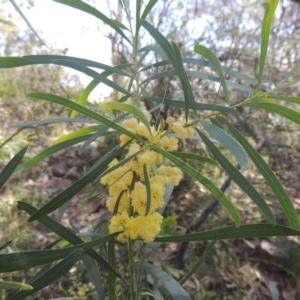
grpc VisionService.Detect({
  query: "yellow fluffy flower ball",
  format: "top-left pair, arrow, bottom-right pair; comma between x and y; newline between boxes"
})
109,211 -> 163,243
101,112 -> 193,243
166,116 -> 195,138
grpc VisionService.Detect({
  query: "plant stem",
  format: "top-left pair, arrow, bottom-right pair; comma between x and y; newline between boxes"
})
128,239 -> 137,300
132,0 -> 142,106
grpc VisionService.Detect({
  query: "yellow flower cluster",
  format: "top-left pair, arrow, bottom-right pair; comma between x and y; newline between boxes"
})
166,117 -> 195,139
101,114 -> 193,243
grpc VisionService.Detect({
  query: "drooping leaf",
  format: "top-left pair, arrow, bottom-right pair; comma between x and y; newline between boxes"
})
142,69 -> 253,93
142,20 -> 196,120
20,135 -> 92,170
172,42 -> 196,119
151,145 -> 241,226
9,0 -> 45,45
70,63 -> 133,117
194,45 -> 230,104
140,262 -> 192,300
155,224 -> 300,243
108,240 -> 117,300
0,280 -> 32,291
241,100 -> 300,126
197,129 -> 275,225
53,0 -> 130,43
0,55 -> 129,75
18,201 -> 122,279
142,57 -> 258,86
71,78 -> 100,118
0,241 -> 12,251
141,20 -> 175,64
0,234 -> 116,273
171,151 -> 218,166
27,145 -> 124,221
224,121 -> 300,229
0,147 -> 27,190
270,95 -> 300,105
201,121 -> 248,171
257,0 -> 279,89
180,242 -> 215,285
101,101 -> 152,134
78,125 -> 117,154
48,59 -> 131,95
53,125 -> 102,144
143,95 -> 237,114
0,56 -> 130,95
9,250 -> 83,300
12,117 -> 98,128
82,254 -> 105,299
28,144 -> 139,221
28,93 -> 144,143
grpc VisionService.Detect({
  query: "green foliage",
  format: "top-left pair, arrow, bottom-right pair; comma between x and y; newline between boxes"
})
1,0 -> 300,299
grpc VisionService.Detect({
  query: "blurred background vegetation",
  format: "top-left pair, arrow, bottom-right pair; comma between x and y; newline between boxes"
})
1,0 -> 300,298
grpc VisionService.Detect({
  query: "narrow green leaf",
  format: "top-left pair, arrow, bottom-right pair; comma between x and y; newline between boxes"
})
257,0 -> 279,89
113,191 -> 125,215
0,147 -> 27,189
141,21 -> 197,120
0,280 -> 32,291
139,44 -> 170,60
10,250 -> 82,300
0,56 -> 130,95
27,145 -> 124,222
143,95 -> 237,115
197,129 -> 275,224
28,93 -> 144,143
141,0 -> 158,20
70,63 -> 133,117
171,151 -> 218,166
267,94 -> 300,105
187,70 -> 253,93
141,20 -> 175,65
180,242 -> 215,285
241,100 -> 300,126
101,101 -> 152,134
143,57 -> 258,85
52,59 -> 131,95
0,241 -> 12,251
20,135 -> 92,170
140,262 -> 191,300
224,121 -> 300,229
71,78 -> 100,118
143,165 -> 151,215
155,224 -> 300,243
142,69 -> 253,93
9,0 -> 45,45
18,201 -> 123,279
108,240 -> 117,300
53,0 -> 130,43
172,42 -> 196,119
151,145 -> 241,226
12,117 -> 98,128
82,255 -> 105,299
0,234 -> 115,273
202,121 -> 248,171
77,113 -> 129,154
0,55 -> 129,75
78,125 -> 116,154
194,45 -> 230,104
53,125 -> 101,144
135,0 -> 142,31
